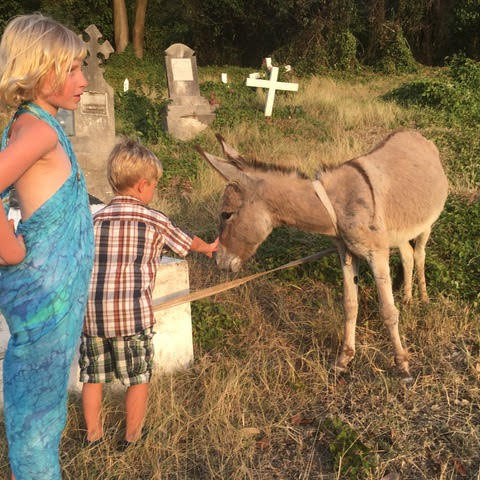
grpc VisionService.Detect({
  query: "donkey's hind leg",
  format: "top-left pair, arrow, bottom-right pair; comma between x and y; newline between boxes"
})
369,250 -> 411,379
335,242 -> 359,372
414,228 -> 431,303
399,241 -> 414,303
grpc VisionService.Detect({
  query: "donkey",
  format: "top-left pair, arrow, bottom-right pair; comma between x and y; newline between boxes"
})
195,130 -> 448,379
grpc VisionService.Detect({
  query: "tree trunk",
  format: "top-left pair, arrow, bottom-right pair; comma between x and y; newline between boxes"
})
113,0 -> 129,53
133,0 -> 148,59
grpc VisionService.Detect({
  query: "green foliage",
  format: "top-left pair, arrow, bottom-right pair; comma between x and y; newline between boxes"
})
375,24 -> 418,74
452,0 -> 480,60
192,300 -> 237,351
323,417 -> 375,479
154,140 -> 201,192
0,0 -> 112,35
199,81 -> 262,129
40,0 -> 113,40
274,30 -> 360,75
142,1 -> 192,55
107,47 -> 170,145
114,90 -> 169,144
2,0 -> 480,71
273,31 -> 329,77
254,227 -> 342,287
429,127 -> 480,189
427,194 -> 480,309
384,55 -> 480,127
333,30 -> 359,71
0,1 -> 25,31
104,47 -> 167,95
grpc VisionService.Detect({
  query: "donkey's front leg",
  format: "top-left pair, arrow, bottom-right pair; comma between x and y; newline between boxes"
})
369,251 -> 411,379
335,243 -> 359,371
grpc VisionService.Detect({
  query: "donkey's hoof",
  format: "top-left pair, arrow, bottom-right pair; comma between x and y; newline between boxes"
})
400,373 -> 414,384
402,295 -> 412,304
331,361 -> 349,374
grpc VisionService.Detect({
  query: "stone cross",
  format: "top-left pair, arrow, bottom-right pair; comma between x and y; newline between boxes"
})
67,24 -> 116,202
82,25 -> 114,90
246,66 -> 298,117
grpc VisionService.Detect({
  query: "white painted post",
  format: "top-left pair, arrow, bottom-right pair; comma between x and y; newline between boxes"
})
245,66 -> 299,117
123,78 -> 129,92
221,73 -> 228,84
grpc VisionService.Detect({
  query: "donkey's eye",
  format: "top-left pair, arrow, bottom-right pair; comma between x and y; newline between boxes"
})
221,211 -> 233,220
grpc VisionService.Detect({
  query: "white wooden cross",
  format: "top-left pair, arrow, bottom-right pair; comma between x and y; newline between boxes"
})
246,66 -> 298,117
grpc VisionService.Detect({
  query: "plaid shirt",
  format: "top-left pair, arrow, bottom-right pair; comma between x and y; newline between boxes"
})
84,196 -> 193,337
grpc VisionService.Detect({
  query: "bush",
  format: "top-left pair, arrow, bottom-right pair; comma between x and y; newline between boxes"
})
375,23 -> 418,74
114,90 -> 169,144
427,194 -> 480,309
332,30 -> 359,71
384,55 -> 480,127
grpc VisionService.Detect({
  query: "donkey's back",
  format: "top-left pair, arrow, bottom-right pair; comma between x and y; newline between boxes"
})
336,130 -> 448,246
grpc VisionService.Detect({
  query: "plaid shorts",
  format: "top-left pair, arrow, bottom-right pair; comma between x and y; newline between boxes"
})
79,327 -> 155,386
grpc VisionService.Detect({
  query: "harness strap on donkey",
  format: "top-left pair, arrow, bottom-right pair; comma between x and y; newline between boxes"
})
312,179 -> 352,266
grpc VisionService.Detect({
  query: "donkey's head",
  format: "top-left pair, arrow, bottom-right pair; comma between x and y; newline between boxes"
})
195,135 -> 274,271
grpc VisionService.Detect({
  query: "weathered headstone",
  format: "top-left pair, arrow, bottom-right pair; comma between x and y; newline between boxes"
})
64,24 -> 117,202
246,66 -> 299,117
164,43 -> 215,141
0,257 -> 193,404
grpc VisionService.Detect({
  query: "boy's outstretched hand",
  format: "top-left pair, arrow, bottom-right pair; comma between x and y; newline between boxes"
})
190,235 -> 219,258
204,237 -> 219,258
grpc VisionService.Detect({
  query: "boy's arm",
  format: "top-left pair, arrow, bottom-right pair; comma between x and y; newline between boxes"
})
190,236 -> 219,258
0,216 -> 25,265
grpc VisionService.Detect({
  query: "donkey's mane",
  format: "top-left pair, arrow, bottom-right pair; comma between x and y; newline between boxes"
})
244,156 -> 310,180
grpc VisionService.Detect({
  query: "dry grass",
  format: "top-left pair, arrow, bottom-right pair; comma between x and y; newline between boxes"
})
1,75 -> 479,479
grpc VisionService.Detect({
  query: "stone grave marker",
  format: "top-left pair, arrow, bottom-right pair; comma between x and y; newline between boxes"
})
246,65 -> 299,117
164,43 -> 215,141
62,24 -> 117,202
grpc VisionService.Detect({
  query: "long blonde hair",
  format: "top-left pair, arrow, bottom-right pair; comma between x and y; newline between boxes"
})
0,13 -> 86,107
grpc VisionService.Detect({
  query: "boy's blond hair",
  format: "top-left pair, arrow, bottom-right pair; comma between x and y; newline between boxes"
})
108,139 -> 163,193
0,13 -> 86,107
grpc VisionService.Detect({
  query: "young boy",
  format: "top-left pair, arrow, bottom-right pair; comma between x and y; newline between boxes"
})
80,139 -> 218,450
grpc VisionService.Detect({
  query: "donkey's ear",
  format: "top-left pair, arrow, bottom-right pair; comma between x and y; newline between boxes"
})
215,133 -> 248,167
195,145 -> 253,185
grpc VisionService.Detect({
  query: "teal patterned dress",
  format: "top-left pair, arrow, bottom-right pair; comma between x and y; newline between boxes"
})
0,102 -> 94,479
